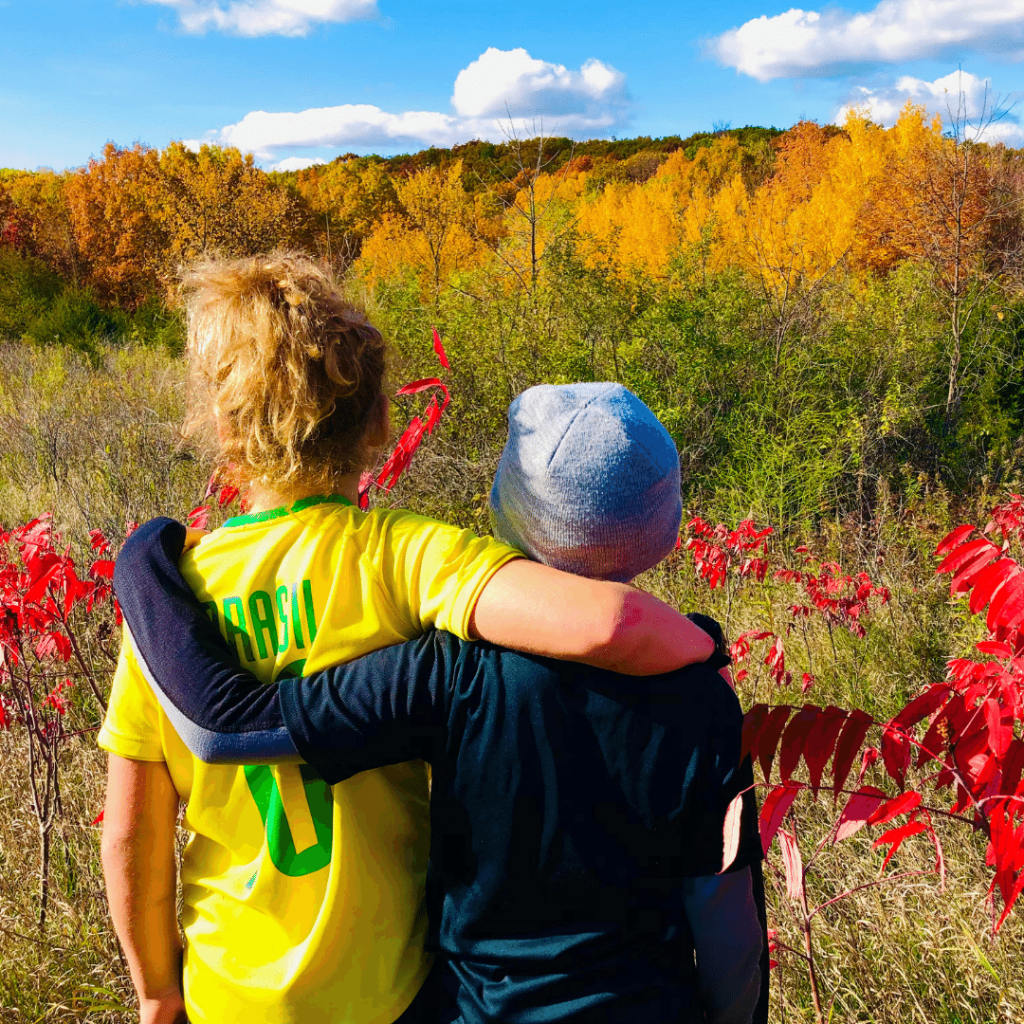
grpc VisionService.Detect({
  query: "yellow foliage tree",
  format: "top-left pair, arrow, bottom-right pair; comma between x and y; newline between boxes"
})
158,142 -> 308,267
576,176 -> 681,281
357,161 -> 486,298
491,165 -> 586,291
711,122 -> 860,373
297,159 -> 401,263
576,137 -> 759,283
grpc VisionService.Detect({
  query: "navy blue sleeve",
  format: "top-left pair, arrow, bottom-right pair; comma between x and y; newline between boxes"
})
682,862 -> 769,1024
114,517 -> 452,773
279,630 -> 460,785
114,518 -> 298,764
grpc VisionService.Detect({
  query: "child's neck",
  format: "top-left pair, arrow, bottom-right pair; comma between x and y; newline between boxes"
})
247,474 -> 362,514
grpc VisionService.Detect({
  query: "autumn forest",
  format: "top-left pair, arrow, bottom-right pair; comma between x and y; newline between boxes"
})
3,106 -> 1024,1022
3,107 -> 1024,528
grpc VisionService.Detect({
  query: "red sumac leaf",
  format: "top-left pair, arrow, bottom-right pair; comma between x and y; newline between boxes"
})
764,636 -> 787,685
90,559 -> 115,581
23,559 -> 60,605
934,524 -> 975,556
918,700 -> 956,768
984,698 -> 1013,758
989,801 -> 1024,929
832,709 -> 875,802
976,640 -> 1013,658
758,705 -> 794,781
835,786 -> 887,842
873,819 -> 927,871
35,631 -> 72,662
996,873 -> 1024,932
988,575 -> 1024,634
804,706 -> 848,795
759,781 -> 802,855
779,705 -> 822,782
867,790 -> 922,827
778,828 -> 804,901
432,327 -> 450,369
950,544 -> 1005,595
187,506 -> 210,530
741,704 -> 770,764
424,395 -> 442,433
968,559 -> 1017,615
719,793 -> 745,874
1002,739 -> 1024,797
395,377 -> 444,396
936,537 -> 999,579
892,683 -> 951,732
998,586 -> 1024,636
881,724 -> 911,790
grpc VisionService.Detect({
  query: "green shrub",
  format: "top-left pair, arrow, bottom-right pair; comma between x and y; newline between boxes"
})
128,295 -> 185,352
22,286 -> 129,358
0,248 -> 62,340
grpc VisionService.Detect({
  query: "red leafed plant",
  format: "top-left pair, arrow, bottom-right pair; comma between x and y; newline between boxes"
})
685,520 -> 890,694
358,327 -> 451,510
0,515 -> 119,929
690,507 -> 1024,1023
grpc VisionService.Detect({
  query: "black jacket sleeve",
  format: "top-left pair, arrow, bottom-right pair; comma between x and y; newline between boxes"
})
280,630 -> 459,784
682,862 -> 769,1024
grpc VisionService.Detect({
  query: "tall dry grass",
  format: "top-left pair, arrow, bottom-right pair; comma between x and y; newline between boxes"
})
0,340 -> 1021,1022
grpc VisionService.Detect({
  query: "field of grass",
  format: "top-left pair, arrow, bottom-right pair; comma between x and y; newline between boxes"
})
0,337 -> 1022,1023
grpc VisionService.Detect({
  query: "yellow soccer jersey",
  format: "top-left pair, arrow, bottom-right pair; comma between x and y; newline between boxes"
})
98,495 -> 521,1024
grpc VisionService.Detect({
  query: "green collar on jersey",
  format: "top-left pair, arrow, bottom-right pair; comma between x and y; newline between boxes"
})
223,493 -> 354,528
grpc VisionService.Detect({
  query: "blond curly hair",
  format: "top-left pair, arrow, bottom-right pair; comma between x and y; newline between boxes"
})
182,254 -> 386,496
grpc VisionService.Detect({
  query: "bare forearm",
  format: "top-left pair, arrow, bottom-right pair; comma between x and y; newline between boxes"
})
103,840 -> 182,1000
101,756 -> 186,1021
470,560 -> 714,674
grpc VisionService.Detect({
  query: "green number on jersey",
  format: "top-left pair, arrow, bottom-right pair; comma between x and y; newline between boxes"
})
244,762 -> 333,877
243,656 -> 332,878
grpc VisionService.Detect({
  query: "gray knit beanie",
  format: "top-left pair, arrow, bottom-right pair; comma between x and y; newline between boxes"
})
489,382 -> 682,583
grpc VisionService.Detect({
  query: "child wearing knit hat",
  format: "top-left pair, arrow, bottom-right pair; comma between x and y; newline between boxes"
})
112,383 -> 766,1024
491,382 -> 684,584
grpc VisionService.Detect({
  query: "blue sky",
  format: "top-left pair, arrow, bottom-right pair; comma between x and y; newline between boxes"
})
2,0 -> 1023,171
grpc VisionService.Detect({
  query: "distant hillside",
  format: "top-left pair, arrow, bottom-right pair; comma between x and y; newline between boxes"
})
276,126 -> 786,190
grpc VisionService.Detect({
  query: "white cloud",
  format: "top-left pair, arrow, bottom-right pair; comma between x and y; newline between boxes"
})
141,0 -> 377,37
835,70 -> 1023,143
714,0 -> 1024,81
197,48 -> 630,160
271,156 -> 327,171
451,47 -> 627,120
218,105 -> 465,156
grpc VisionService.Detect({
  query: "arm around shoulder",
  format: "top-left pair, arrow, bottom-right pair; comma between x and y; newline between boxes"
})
469,559 -> 715,675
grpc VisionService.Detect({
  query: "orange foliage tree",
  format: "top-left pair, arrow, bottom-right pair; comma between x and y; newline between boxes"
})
63,142 -> 312,308
855,103 -> 1013,419
64,143 -> 169,306
4,169 -> 83,284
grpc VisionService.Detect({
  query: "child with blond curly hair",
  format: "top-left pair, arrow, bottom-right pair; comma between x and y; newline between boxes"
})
98,254 -> 716,1024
